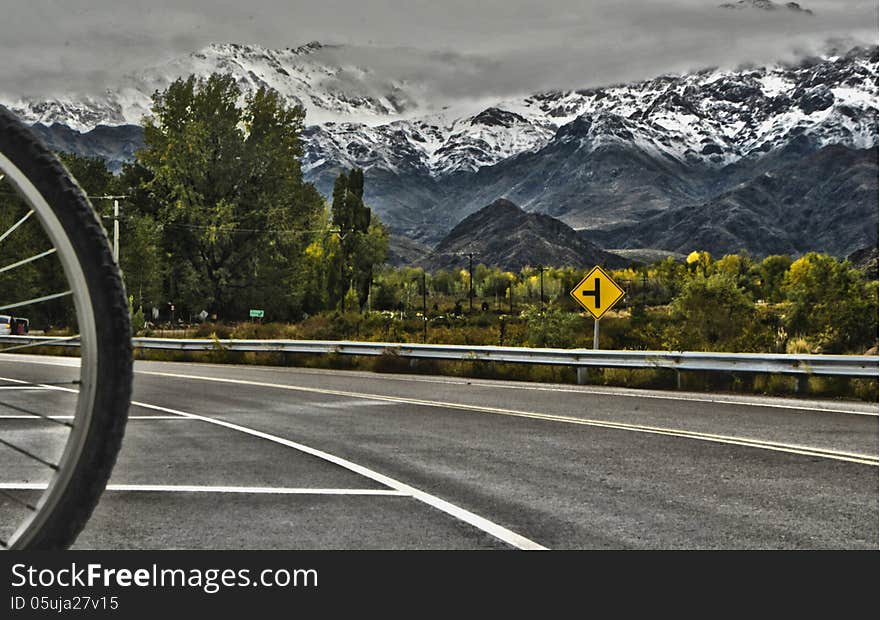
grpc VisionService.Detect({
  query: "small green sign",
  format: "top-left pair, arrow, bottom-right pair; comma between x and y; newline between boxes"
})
249,309 -> 264,318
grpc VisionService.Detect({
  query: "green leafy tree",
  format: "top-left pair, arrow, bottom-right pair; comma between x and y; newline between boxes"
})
781,253 -> 878,353
755,254 -> 793,303
330,168 -> 384,310
58,153 -> 115,196
137,73 -> 323,319
58,153 -> 169,319
664,272 -> 756,351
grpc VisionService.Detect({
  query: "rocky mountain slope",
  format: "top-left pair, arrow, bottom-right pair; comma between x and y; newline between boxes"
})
847,246 -> 879,278
28,123 -> 143,173
590,143 -> 878,257
302,45 -> 878,257
353,47 -> 878,242
421,199 -> 628,272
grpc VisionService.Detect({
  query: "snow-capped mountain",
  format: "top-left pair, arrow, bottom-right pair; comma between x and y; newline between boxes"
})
7,40 -> 876,179
304,46 -> 878,180
1,41 -> 468,132
4,40 -> 877,258
719,0 -> 814,15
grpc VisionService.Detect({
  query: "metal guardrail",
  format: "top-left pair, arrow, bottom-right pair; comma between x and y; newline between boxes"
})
1,336 -> 877,378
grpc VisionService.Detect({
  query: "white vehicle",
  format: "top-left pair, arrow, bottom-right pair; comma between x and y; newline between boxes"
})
0,315 -> 29,335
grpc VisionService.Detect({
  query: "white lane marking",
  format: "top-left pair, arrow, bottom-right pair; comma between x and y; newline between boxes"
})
144,362 -> 878,416
2,371 -> 546,549
0,354 -> 80,367
0,415 -> 195,420
128,399 -> 547,551
0,386 -> 51,391
0,483 -> 406,496
138,370 -> 879,467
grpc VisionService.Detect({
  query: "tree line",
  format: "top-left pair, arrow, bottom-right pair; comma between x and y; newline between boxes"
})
366,251 -> 877,355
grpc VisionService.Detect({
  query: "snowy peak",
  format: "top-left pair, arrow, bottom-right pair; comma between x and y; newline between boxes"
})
303,46 -> 877,178
4,41 -> 876,184
719,0 -> 814,15
2,40 -> 444,132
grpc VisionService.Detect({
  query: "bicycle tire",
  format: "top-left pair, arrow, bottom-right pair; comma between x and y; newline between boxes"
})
0,106 -> 131,550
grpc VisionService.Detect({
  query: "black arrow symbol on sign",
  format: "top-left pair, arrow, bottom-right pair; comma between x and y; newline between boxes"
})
581,278 -> 601,309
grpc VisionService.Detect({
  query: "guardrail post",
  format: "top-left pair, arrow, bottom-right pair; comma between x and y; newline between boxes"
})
794,375 -> 809,394
577,367 -> 588,385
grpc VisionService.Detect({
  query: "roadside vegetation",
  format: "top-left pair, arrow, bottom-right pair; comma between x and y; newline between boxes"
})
124,249 -> 877,401
4,72 -> 875,399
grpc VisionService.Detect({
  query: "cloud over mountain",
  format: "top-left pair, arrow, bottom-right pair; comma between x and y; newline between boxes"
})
0,1 -> 875,104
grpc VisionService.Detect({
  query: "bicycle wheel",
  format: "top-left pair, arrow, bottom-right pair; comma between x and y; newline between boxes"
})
0,106 -> 131,550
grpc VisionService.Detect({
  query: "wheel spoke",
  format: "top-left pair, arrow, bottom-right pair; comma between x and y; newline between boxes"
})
0,437 -> 58,471
0,488 -> 36,512
0,381 -> 80,388
0,290 -> 72,312
0,248 -> 57,275
0,210 -> 34,245
0,399 -> 74,428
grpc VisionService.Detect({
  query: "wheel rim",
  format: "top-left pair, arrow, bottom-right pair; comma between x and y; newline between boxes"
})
0,150 -> 100,549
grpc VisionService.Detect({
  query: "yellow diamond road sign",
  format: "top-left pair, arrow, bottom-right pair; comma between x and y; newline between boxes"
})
570,266 -> 625,320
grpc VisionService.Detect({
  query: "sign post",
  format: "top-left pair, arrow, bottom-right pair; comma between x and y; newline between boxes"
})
570,266 -> 625,383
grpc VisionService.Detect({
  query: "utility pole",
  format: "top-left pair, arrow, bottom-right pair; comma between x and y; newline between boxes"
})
422,271 -> 428,344
89,195 -> 128,263
539,266 -> 545,309
113,199 -> 120,262
467,252 -> 475,313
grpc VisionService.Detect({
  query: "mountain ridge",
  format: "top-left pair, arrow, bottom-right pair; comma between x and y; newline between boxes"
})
421,199 -> 629,271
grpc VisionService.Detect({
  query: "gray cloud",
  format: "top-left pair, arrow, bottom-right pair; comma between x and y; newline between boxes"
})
0,0 -> 876,99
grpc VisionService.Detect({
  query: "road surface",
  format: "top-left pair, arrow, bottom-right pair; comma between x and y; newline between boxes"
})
1,356 -> 876,549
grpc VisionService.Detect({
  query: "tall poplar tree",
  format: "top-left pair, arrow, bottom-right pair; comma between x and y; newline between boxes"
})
138,73 -> 324,319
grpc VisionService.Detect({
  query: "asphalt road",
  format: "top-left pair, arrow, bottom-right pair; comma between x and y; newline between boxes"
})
1,355 -> 877,549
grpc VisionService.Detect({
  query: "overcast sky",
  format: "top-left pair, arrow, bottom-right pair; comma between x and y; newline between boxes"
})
1,0 -> 877,98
